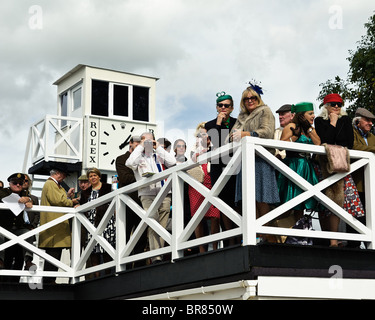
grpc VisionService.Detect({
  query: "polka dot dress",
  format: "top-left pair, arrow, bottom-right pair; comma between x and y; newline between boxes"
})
188,163 -> 220,218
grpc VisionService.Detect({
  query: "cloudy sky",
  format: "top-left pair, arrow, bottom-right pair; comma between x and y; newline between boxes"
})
0,0 -> 374,183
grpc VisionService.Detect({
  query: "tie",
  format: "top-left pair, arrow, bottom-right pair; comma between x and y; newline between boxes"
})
154,154 -> 166,186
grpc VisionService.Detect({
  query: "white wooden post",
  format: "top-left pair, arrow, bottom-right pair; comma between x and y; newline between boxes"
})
70,213 -> 81,284
365,153 -> 375,249
242,137 -> 257,245
171,171 -> 184,261
44,115 -> 50,162
115,194 -> 127,272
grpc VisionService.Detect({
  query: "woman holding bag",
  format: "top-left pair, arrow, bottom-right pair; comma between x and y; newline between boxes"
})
315,93 -> 364,247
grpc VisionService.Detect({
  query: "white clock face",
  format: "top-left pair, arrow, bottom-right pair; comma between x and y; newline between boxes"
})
98,120 -> 138,170
85,117 -> 156,172
98,119 -> 158,171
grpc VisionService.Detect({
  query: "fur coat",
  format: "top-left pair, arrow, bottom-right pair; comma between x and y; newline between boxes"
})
230,105 -> 275,139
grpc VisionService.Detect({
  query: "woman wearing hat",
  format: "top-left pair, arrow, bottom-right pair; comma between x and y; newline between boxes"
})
278,102 -> 321,221
315,94 -> 364,247
204,92 -> 237,245
230,83 -> 280,227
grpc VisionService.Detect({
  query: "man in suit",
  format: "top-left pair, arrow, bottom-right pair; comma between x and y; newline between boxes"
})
0,173 -> 34,272
351,107 -> 375,247
353,108 -> 375,202
38,164 -> 79,283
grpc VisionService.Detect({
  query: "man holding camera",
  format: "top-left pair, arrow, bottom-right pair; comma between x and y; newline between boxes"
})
126,132 -> 176,263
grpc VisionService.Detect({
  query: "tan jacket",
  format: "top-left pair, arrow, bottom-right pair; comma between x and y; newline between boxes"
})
352,127 -> 375,192
38,178 -> 73,248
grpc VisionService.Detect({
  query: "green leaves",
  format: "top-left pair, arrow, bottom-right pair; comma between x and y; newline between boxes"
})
318,12 -> 375,118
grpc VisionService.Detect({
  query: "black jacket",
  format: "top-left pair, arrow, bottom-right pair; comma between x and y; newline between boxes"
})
315,115 -> 354,148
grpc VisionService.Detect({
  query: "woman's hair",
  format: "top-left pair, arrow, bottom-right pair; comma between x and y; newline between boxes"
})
291,111 -> 308,125
239,87 -> 266,114
24,174 -> 33,190
317,103 -> 347,120
86,167 -> 101,178
194,122 -> 207,137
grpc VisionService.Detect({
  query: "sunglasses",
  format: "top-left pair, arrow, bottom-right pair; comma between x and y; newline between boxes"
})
243,96 -> 258,103
329,102 -> 342,108
217,103 -> 232,108
10,181 -> 24,186
176,144 -> 186,148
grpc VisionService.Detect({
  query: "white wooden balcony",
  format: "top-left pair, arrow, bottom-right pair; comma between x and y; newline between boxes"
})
2,136 -> 375,300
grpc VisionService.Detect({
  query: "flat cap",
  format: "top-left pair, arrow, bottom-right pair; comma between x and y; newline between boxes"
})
276,104 -> 292,113
355,108 -> 375,120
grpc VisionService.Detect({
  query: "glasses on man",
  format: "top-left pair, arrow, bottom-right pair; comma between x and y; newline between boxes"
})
329,102 -> 342,108
176,144 -> 186,148
217,103 -> 232,109
243,96 -> 258,103
10,181 -> 24,186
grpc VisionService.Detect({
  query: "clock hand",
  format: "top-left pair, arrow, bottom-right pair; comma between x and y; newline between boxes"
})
119,134 -> 132,150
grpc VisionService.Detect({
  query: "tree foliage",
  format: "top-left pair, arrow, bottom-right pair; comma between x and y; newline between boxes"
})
318,13 -> 375,118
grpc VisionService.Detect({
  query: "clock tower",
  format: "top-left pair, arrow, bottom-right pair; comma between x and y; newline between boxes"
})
25,64 -> 158,188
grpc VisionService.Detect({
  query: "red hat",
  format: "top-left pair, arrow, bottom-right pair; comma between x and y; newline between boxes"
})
323,93 -> 343,104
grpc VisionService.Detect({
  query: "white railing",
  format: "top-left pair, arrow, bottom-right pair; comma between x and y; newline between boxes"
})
3,136 -> 375,284
23,115 -> 83,169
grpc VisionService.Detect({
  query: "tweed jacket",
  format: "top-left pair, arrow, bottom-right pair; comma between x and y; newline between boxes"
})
38,178 -> 74,248
352,127 -> 375,192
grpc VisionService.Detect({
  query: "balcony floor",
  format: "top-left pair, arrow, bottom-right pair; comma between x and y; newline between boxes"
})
1,243 -> 375,300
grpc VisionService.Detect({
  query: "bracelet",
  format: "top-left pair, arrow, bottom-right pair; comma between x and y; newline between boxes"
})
307,127 -> 313,134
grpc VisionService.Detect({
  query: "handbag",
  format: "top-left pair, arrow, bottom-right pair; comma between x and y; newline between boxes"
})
285,215 -> 314,246
187,165 -> 205,183
323,143 -> 350,174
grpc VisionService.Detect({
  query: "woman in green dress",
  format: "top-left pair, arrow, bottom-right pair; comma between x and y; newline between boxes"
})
277,102 -> 321,220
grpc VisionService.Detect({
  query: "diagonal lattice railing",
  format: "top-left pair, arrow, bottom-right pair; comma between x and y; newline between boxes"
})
2,136 -> 375,283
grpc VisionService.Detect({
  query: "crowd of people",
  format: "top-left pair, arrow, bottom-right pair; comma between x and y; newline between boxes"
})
1,82 -> 375,282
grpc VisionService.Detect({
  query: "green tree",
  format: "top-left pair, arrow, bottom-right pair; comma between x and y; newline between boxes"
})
318,13 -> 375,118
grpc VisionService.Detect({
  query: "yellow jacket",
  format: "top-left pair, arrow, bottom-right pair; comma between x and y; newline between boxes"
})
38,178 -> 73,248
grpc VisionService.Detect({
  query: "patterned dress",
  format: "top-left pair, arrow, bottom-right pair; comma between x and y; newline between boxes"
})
188,163 -> 220,218
86,189 -> 116,254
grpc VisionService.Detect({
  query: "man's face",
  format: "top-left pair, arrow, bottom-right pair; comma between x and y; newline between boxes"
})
129,140 -> 140,152
54,171 -> 67,183
9,180 -> 24,193
279,111 -> 293,127
142,133 -> 154,155
79,180 -> 90,191
358,117 -> 373,134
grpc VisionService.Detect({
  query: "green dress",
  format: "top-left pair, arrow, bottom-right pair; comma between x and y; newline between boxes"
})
277,134 -> 320,211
